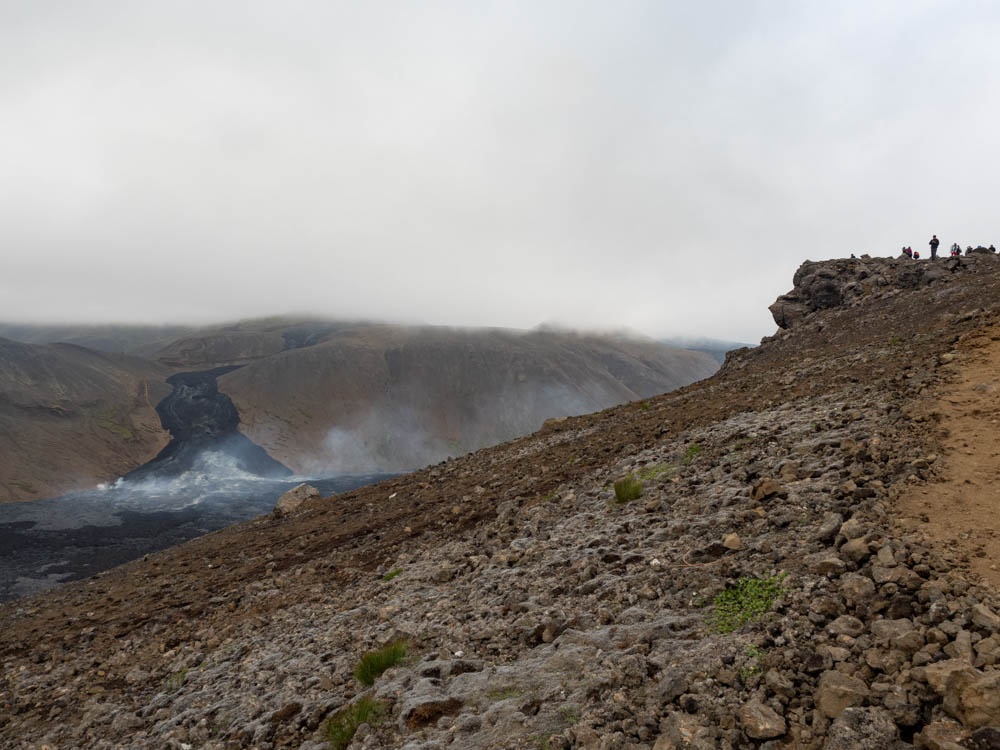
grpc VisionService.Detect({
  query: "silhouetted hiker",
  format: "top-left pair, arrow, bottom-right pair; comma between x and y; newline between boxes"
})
951,243 -> 961,257
929,235 -> 940,259
903,246 -> 913,258
914,250 -> 920,259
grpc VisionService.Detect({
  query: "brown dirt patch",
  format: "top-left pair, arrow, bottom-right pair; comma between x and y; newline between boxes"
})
897,325 -> 1000,587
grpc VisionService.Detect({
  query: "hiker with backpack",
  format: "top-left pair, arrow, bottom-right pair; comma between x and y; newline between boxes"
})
929,235 -> 940,259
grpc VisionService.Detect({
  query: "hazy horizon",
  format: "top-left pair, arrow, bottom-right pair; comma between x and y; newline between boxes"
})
4,1 -> 999,342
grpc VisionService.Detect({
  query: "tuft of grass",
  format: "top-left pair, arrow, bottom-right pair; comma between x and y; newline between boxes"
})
682,443 -> 703,465
325,696 -> 384,750
709,574 -> 786,634
739,645 -> 767,683
164,668 -> 188,692
354,641 -> 408,686
637,463 -> 675,481
382,567 -> 403,581
613,477 -> 643,503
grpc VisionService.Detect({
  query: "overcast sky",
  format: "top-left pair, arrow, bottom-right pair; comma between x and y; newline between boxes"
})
3,1 -> 1000,342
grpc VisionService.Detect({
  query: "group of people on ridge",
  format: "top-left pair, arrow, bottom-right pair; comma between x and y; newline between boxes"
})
902,236 -> 996,260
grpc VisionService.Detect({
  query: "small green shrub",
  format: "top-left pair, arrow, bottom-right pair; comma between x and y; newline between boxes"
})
637,463 -> 675,481
164,668 -> 187,692
682,444 -> 703,465
709,573 -> 786,634
739,645 -> 767,682
354,641 -> 408,686
382,567 -> 403,581
613,477 -> 643,503
325,696 -> 384,750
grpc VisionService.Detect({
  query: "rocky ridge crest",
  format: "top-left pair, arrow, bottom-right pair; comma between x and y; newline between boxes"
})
4,255 -> 1000,749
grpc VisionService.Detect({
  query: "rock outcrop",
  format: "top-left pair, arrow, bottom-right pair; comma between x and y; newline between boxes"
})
769,254 -> 992,329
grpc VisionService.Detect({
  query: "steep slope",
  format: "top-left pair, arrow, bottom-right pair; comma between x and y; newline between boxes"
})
215,325 -> 719,473
0,338 -> 171,502
7,256 -> 1000,748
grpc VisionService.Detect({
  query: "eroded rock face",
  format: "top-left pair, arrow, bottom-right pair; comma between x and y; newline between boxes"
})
769,255 -> 989,329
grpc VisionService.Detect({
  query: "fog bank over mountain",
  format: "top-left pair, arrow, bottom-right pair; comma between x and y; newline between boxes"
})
4,3 -> 1000,342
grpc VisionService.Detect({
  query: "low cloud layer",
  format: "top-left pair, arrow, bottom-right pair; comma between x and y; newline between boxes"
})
3,1 -> 999,342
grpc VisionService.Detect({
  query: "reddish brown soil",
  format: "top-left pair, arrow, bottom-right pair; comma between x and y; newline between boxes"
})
897,324 -> 1000,588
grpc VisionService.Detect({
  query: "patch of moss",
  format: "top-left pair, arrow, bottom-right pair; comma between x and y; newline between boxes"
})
709,573 -> 786,634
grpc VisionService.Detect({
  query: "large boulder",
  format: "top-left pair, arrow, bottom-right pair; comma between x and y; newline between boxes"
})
273,482 -> 320,516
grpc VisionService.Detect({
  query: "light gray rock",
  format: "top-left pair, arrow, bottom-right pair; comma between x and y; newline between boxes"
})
738,699 -> 786,739
824,707 -> 899,749
273,483 -> 320,515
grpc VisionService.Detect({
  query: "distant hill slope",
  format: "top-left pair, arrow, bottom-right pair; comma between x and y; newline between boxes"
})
0,319 -> 717,497
0,323 -> 194,357
0,338 -> 171,502
660,336 -> 754,364
179,322 -> 720,473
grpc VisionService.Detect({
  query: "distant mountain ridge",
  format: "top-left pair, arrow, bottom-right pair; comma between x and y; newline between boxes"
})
660,336 -> 754,364
0,319 -> 719,499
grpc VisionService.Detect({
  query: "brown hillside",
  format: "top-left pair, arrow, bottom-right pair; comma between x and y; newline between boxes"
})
215,325 -> 719,473
0,339 -> 171,502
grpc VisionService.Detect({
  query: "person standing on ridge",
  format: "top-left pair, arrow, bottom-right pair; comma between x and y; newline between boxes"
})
929,235 -> 940,259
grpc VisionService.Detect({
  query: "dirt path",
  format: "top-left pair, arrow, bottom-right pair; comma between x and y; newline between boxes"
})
897,326 -> 1000,588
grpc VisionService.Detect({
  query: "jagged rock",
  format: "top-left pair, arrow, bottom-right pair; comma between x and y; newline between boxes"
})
827,615 -> 865,638
922,659 -> 976,693
841,573 -> 876,607
915,719 -> 971,750
870,618 -> 923,653
722,533 -> 744,551
751,478 -> 786,502
738,699 -> 786,739
839,518 -> 866,540
808,553 -> 848,578
653,712 -> 715,750
398,679 -> 462,729
840,537 -> 872,563
973,604 -> 1000,633
816,671 -> 870,719
814,512 -> 844,542
273,483 -> 320,515
942,668 -> 1000,729
823,707 -> 899,749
